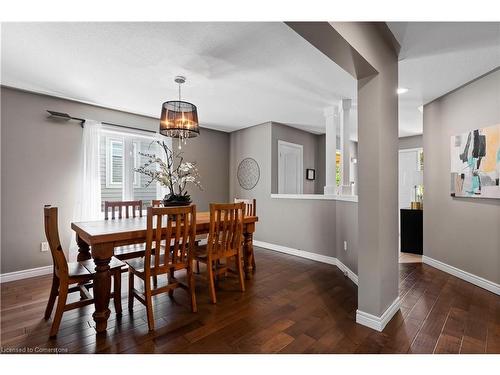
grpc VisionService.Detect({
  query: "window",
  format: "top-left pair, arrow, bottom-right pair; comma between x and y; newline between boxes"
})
105,138 -> 140,188
101,129 -> 169,210
336,151 -> 342,187
417,149 -> 424,171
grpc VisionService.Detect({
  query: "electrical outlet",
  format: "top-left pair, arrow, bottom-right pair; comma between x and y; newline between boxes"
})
343,241 -> 348,251
40,241 -> 49,252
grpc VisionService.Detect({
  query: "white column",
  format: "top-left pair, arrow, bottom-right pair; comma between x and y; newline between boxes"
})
324,105 -> 339,195
341,99 -> 352,195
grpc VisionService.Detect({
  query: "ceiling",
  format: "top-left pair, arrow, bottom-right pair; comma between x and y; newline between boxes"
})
388,22 -> 500,137
0,22 -> 357,134
2,22 -> 498,138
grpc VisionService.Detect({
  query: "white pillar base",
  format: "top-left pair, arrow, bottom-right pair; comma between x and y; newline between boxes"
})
324,185 -> 337,195
341,184 -> 353,195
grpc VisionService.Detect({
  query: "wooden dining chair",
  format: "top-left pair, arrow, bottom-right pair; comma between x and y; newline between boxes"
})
234,198 -> 256,217
234,198 -> 257,270
104,200 -> 146,261
151,199 -> 162,208
104,200 -> 143,220
43,205 -> 124,337
194,202 -> 245,304
126,205 -> 198,331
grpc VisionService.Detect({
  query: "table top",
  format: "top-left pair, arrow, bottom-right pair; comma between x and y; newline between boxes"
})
72,212 -> 258,245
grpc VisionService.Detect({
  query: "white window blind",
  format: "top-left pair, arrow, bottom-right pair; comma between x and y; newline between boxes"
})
100,126 -> 170,210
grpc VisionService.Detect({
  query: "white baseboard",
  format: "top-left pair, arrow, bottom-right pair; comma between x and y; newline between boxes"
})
356,296 -> 401,332
422,255 -> 500,295
336,258 -> 359,285
253,240 -> 358,285
0,265 -> 52,283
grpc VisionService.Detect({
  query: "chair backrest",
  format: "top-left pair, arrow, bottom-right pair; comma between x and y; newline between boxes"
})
207,202 -> 244,259
151,199 -> 162,208
43,205 -> 68,277
144,205 -> 197,276
104,200 -> 143,220
234,198 -> 256,217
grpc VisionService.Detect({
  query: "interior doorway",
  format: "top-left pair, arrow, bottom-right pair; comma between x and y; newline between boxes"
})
398,147 -> 424,263
278,140 -> 303,194
399,148 -> 423,209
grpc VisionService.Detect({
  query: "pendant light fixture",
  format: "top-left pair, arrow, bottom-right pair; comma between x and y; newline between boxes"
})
159,76 -> 199,149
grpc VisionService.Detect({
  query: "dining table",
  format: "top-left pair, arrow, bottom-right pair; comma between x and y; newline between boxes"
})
71,211 -> 258,333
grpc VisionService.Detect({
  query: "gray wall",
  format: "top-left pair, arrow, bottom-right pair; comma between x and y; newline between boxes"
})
1,87 -> 229,273
423,70 -> 500,284
230,122 -> 358,274
399,135 -> 423,150
177,127 -> 229,211
331,22 -> 400,317
271,122 -> 324,194
315,134 -> 326,194
336,200 -> 359,274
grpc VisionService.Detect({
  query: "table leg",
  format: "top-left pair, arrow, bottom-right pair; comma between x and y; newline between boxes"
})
91,243 -> 113,333
243,231 -> 254,280
76,234 -> 91,261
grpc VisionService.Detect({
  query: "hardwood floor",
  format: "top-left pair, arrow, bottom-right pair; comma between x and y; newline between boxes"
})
399,252 -> 422,264
1,247 -> 499,354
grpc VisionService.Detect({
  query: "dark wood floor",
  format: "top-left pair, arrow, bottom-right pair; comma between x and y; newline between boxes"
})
1,247 -> 499,354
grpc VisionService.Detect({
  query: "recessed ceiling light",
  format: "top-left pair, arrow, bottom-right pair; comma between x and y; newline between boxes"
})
397,88 -> 409,95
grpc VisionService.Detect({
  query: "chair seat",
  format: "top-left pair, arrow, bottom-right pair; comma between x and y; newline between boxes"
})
125,254 -> 167,274
80,256 -> 125,274
68,262 -> 93,278
113,243 -> 146,260
194,244 -> 208,260
125,254 -> 188,275
194,244 -> 238,262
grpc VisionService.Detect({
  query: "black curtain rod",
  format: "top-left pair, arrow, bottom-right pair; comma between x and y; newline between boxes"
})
46,110 -> 157,134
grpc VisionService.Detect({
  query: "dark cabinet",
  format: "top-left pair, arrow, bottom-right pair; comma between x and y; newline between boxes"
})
400,209 -> 423,254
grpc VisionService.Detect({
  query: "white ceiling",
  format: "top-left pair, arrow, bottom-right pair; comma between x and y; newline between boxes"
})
2,22 -> 498,139
388,22 -> 500,137
0,22 -> 357,134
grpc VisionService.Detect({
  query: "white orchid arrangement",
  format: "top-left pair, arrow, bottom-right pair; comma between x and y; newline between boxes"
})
135,140 -> 202,203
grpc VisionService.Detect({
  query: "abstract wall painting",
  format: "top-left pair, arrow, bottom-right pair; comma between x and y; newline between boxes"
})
450,124 -> 500,199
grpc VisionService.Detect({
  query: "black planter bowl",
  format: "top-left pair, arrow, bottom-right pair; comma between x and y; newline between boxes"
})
162,200 -> 191,207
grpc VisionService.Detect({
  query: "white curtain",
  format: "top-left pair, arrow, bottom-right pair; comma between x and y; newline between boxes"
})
155,133 -> 171,200
69,120 -> 102,261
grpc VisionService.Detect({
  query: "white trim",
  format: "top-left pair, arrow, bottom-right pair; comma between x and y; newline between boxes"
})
356,297 -> 401,332
105,136 -> 124,188
254,240 -> 336,265
253,240 -> 358,285
0,265 -> 52,283
336,258 -> 359,285
422,255 -> 500,295
399,147 -> 423,153
271,193 -> 358,202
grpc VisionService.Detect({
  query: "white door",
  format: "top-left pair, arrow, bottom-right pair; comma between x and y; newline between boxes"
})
399,148 -> 423,208
278,140 -> 303,194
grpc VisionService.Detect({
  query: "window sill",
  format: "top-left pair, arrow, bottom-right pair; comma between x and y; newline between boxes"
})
270,194 -> 358,202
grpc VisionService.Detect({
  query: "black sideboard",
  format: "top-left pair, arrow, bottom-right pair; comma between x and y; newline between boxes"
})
400,208 -> 423,255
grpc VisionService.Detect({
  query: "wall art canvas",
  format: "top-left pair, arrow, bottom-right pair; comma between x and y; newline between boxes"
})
450,124 -> 500,198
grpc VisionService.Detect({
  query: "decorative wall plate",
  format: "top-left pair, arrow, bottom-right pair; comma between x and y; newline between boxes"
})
237,158 -> 260,190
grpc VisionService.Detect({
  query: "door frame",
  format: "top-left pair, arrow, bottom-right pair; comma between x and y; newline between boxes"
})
278,140 -> 304,194
398,147 -> 423,207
